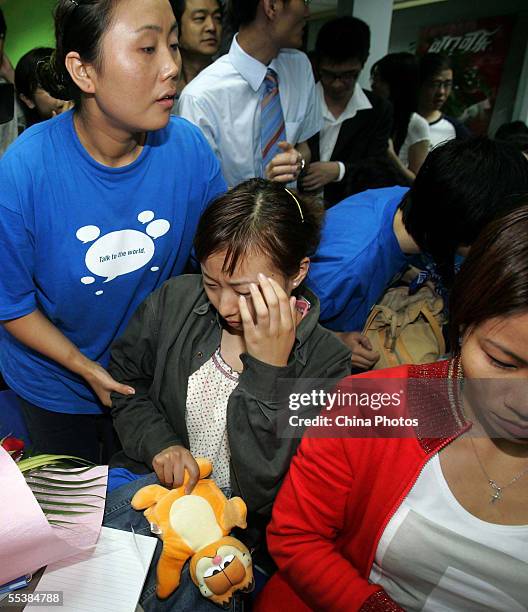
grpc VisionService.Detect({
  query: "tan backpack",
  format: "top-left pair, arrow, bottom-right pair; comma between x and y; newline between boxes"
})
362,284 -> 446,369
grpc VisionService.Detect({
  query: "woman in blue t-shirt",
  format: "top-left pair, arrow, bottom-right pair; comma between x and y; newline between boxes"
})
0,0 -> 226,461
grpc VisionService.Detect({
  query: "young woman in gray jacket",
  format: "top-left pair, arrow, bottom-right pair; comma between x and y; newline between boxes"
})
108,178 -> 351,517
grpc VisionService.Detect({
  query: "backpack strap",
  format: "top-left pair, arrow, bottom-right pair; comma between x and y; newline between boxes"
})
419,303 -> 446,355
362,306 -> 382,335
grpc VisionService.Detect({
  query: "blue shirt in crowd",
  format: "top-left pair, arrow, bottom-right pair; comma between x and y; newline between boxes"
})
307,186 -> 410,332
0,111 -> 226,414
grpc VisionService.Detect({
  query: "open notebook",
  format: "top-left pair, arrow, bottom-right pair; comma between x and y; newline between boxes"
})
26,527 -> 157,612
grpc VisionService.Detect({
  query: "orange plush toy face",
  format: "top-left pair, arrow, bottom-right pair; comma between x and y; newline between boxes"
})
192,537 -> 253,605
131,458 -> 253,606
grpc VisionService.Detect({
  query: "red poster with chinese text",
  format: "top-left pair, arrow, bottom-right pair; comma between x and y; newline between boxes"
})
417,16 -> 515,135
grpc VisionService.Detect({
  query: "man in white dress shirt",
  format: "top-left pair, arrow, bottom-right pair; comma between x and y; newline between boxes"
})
177,0 -> 321,187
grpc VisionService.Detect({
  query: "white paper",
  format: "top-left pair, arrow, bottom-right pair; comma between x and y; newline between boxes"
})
26,527 -> 157,612
0,449 -> 108,585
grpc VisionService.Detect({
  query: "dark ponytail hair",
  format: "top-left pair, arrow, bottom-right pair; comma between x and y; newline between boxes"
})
194,178 -> 324,278
371,52 -> 419,154
449,202 -> 528,353
38,0 -> 118,104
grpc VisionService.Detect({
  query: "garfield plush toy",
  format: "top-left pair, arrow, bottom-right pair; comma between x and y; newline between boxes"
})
131,458 -> 253,606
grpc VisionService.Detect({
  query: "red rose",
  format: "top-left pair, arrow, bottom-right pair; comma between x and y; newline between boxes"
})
1,436 -> 25,461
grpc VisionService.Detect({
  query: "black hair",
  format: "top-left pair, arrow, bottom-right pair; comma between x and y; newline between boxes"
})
169,0 -> 223,30
315,16 -> 370,66
418,53 -> 452,86
170,0 -> 186,25
371,53 -> 419,154
38,0 -> 118,104
401,137 -> 528,288
496,133 -> 528,154
15,47 -> 56,126
495,121 -> 528,153
194,178 -> 324,277
228,0 -> 264,30
15,47 -> 55,99
450,202 -> 528,353
495,120 -> 528,141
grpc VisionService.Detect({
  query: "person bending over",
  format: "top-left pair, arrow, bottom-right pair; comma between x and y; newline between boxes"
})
306,137 -> 528,369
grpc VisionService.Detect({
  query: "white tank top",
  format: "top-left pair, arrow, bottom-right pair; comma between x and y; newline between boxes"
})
369,453 -> 528,611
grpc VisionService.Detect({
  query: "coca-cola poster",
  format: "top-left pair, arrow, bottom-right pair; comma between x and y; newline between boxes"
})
417,16 -> 515,135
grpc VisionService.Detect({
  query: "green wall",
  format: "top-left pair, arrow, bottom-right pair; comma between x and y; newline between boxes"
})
2,0 -> 56,65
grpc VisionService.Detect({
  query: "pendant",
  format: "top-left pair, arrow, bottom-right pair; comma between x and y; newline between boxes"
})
489,480 -> 502,504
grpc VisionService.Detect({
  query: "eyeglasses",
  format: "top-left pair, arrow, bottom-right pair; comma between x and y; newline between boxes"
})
319,69 -> 359,84
428,79 -> 453,91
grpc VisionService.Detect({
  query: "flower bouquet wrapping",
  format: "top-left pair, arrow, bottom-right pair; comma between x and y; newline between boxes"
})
0,442 -> 108,585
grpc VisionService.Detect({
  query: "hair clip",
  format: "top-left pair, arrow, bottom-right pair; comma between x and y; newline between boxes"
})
69,0 -> 79,6
284,188 -> 305,223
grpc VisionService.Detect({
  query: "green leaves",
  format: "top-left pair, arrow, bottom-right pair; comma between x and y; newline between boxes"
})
18,455 -> 106,527
17,454 -> 93,473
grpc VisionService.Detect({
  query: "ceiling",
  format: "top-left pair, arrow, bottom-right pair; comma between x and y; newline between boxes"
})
309,0 -> 449,17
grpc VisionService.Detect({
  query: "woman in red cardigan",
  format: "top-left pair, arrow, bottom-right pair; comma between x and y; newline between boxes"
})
256,203 -> 528,611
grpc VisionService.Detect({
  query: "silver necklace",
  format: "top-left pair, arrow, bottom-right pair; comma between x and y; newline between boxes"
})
469,436 -> 528,504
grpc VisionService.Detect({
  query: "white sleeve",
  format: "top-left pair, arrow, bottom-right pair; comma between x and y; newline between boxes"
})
176,94 -> 219,157
296,55 -> 323,144
407,113 -> 430,147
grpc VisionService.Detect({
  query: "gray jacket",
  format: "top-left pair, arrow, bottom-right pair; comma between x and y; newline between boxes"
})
109,274 -> 351,515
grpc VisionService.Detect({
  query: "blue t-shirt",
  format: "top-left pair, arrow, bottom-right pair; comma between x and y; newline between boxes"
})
0,111 -> 226,414
307,187 -> 410,332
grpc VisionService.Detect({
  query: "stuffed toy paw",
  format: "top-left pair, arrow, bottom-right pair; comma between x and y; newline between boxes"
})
131,457 -> 253,606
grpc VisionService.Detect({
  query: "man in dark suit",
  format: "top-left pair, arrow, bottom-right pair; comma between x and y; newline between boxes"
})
300,17 -> 393,208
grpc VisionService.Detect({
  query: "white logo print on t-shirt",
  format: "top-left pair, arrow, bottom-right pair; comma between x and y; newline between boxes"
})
76,210 -> 171,295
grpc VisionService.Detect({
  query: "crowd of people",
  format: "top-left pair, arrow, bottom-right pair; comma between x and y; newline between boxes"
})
1,0 -> 527,611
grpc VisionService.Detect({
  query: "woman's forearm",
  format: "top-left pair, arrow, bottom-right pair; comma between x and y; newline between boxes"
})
3,309 -> 92,377
408,140 -> 430,176
2,310 -> 134,406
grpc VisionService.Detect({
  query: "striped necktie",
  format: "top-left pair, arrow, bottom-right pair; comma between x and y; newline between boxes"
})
261,68 -> 286,173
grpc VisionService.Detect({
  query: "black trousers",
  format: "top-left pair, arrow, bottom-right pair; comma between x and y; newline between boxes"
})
18,397 -> 121,464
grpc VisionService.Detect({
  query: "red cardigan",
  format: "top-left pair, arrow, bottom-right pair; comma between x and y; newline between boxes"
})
256,361 -> 469,612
